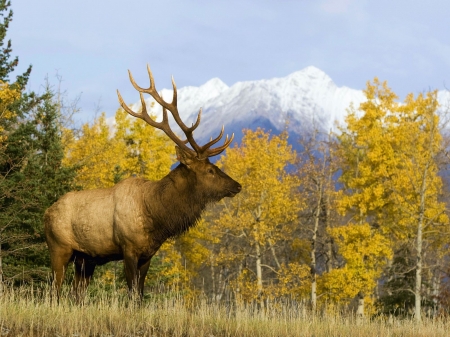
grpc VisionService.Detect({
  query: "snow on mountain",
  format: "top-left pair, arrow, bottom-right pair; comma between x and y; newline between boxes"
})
122,66 -> 367,144
194,66 -> 367,141
122,66 -> 450,145
126,77 -> 229,134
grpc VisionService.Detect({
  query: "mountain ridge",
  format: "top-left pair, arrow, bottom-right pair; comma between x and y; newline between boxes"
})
119,66 -> 450,146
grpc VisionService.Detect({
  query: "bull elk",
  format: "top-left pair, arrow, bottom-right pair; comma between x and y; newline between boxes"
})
44,65 -> 241,298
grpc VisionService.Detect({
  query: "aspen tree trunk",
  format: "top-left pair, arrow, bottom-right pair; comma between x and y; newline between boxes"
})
325,138 -> 334,273
324,131 -> 334,273
432,271 -> 439,317
356,291 -> 365,320
415,153 -> 430,322
325,190 -> 333,273
311,181 -> 322,311
218,267 -> 225,302
235,261 -> 243,307
268,239 -> 281,269
255,240 -> 264,310
415,190 -> 425,322
210,255 -> 216,302
252,204 -> 264,310
415,215 -> 423,322
357,209 -> 365,317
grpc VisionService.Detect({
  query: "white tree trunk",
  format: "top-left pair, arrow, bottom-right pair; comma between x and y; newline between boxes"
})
255,240 -> 264,310
311,181 -> 322,311
415,207 -> 423,322
415,158 -> 429,323
356,291 -> 365,318
210,255 -> 216,302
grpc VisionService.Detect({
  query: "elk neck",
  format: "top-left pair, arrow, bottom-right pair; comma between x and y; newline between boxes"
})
144,163 -> 208,239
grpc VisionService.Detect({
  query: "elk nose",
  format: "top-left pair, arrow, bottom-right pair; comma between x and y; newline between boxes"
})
236,183 -> 242,192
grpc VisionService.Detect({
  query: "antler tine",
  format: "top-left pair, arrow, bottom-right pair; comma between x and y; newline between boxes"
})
190,108 -> 202,132
163,75 -> 200,133
199,125 -> 225,153
119,65 -> 235,159
144,66 -> 203,154
128,69 -> 153,96
128,65 -> 175,115
203,133 -> 235,158
117,78 -> 195,156
171,75 -> 177,107
118,90 -> 150,123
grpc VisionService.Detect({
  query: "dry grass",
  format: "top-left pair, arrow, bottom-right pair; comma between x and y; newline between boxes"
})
0,284 -> 449,337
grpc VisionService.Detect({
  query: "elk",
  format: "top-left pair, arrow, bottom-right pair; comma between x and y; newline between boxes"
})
44,65 -> 241,298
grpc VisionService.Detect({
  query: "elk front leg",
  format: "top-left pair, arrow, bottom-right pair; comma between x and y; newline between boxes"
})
137,259 -> 151,298
124,253 -> 140,296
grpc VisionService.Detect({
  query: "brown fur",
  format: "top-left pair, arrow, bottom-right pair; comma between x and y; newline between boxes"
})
44,151 -> 241,298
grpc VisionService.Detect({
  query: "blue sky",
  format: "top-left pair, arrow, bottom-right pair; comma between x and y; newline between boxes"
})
9,0 -> 450,122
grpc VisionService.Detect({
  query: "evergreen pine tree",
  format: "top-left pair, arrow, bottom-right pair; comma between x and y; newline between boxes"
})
0,1 -> 76,283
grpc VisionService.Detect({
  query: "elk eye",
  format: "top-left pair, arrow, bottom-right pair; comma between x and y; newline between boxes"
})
207,168 -> 215,175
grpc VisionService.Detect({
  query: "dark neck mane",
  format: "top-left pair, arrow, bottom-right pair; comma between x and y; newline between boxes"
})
146,164 -> 207,239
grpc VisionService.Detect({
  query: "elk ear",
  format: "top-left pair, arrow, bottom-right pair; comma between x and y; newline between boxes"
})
176,146 -> 196,167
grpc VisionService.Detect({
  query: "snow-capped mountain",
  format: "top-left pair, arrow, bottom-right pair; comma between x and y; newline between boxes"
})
125,66 -> 450,145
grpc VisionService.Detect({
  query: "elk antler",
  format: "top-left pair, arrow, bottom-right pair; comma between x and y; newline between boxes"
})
117,65 -> 234,159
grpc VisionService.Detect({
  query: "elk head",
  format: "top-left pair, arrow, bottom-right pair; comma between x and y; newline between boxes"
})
117,65 -> 241,201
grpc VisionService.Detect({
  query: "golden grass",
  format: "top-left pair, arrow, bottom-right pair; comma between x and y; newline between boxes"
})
0,284 -> 449,337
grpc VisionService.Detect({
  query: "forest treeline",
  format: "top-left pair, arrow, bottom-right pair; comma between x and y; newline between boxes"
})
1,1 -> 450,322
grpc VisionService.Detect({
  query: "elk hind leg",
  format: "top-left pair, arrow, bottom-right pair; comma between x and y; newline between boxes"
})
73,257 -> 96,303
49,247 -> 73,299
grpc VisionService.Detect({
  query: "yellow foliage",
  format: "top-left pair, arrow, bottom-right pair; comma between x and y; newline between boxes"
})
318,267 -> 362,303
63,108 -> 175,189
233,263 -> 310,304
330,223 -> 392,271
273,263 -> 311,301
63,113 -> 124,189
153,239 -> 191,288
0,80 -> 20,145
318,223 -> 391,306
338,79 -> 448,238
290,238 -> 312,265
216,128 -> 302,246
213,128 -> 303,303
333,78 -> 449,310
175,219 -> 215,269
146,218 -> 215,294
113,108 -> 174,181
97,269 -> 116,286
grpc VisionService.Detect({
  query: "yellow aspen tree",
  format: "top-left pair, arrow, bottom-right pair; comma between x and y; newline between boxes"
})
297,129 -> 338,311
318,223 -> 392,311
0,81 -> 20,146
0,81 -> 21,290
63,112 -> 127,189
325,79 -> 399,315
63,108 -> 175,189
145,218 -> 216,297
114,108 -> 174,181
330,79 -> 448,319
388,91 -> 448,322
214,128 -> 304,307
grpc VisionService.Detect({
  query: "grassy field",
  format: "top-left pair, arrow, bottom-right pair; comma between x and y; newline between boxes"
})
0,283 -> 449,337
